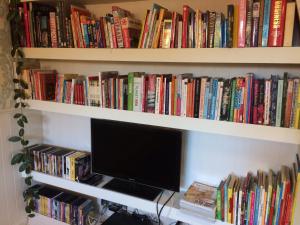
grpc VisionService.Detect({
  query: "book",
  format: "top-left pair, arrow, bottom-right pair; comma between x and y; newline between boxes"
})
283,2 -> 296,47
268,0 -> 287,47
238,0 -> 247,47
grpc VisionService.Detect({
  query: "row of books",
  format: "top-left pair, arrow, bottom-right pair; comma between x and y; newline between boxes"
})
13,2 -> 141,48
139,1 -> 300,48
28,144 -> 91,182
216,155 -> 300,225
180,155 -> 300,225
32,184 -> 97,225
22,68 -> 300,129
13,1 -> 300,49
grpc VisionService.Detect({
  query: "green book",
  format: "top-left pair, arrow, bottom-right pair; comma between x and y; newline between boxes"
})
275,80 -> 283,127
127,72 -> 134,111
216,180 -> 224,220
229,78 -> 236,122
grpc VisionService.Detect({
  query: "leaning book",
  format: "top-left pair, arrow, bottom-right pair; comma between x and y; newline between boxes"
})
179,181 -> 217,220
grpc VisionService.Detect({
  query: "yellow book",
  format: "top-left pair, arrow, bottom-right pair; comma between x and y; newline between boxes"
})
294,85 -> 300,129
233,4 -> 239,48
65,204 -> 70,224
283,2 -> 296,47
291,155 -> 300,225
152,8 -> 166,48
227,175 -> 237,223
70,152 -> 85,181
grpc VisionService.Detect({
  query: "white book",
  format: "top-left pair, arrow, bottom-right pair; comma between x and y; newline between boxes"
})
216,81 -> 224,120
177,21 -> 183,48
133,77 -> 142,112
71,78 -> 76,104
237,188 -> 243,225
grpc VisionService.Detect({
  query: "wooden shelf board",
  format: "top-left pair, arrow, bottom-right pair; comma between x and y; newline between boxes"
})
25,171 -> 229,225
27,100 -> 300,145
22,47 -> 300,64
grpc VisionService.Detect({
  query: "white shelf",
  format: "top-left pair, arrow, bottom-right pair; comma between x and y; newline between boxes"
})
27,100 -> 300,145
29,213 -> 68,225
24,171 -> 229,225
22,47 -> 300,64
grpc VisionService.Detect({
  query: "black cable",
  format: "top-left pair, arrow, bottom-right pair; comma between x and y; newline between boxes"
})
157,191 -> 175,225
156,191 -> 164,224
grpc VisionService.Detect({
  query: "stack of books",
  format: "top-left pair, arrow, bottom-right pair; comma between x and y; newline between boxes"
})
13,2 -> 141,48
23,68 -> 300,129
216,154 -> 300,225
28,144 -> 91,182
13,1 -> 300,48
32,184 -> 97,225
179,182 -> 217,221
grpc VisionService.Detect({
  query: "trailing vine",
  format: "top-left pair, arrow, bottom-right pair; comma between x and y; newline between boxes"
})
7,0 -> 38,218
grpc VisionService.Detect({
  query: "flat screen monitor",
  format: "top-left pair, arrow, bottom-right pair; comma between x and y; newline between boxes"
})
91,118 -> 182,193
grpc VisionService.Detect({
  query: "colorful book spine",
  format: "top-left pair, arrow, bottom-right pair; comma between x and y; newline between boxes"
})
238,0 -> 247,47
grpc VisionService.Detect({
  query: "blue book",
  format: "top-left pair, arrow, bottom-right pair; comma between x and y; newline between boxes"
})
222,19 -> 228,48
262,0 -> 271,47
203,81 -> 210,119
275,183 -> 283,225
83,24 -> 90,48
210,79 -> 219,120
254,185 -> 260,225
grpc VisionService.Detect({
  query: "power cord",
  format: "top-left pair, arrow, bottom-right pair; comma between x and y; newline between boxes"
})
156,191 -> 175,225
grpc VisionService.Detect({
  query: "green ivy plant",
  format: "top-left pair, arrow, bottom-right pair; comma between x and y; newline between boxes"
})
7,0 -> 39,218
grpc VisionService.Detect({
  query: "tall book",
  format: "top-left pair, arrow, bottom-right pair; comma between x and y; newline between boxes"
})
268,0 -> 287,47
238,0 -> 247,47
245,0 -> 254,47
283,2 -> 296,47
251,2 -> 260,47
262,0 -> 272,46
227,5 -> 235,48
258,0 -> 265,46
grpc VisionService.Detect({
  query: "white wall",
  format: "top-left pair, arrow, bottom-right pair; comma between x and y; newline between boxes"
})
41,111 -> 299,190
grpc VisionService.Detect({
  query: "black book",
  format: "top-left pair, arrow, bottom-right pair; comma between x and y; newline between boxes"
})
80,173 -> 103,186
193,78 -> 201,118
164,74 -> 172,115
257,79 -> 265,124
220,79 -> 231,121
227,5 -> 234,48
71,197 -> 89,225
281,73 -> 288,127
123,78 -> 128,110
270,75 -> 279,126
75,153 -> 91,181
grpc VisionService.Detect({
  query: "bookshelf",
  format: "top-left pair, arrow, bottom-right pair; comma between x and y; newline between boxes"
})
29,213 -> 69,225
14,0 -> 300,224
27,100 -> 300,145
22,47 -> 300,64
23,171 -> 230,225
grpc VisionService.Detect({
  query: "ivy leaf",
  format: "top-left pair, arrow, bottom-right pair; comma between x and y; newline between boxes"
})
14,113 -> 22,119
19,128 -> 24,137
25,176 -> 32,186
11,153 -> 24,165
16,65 -> 21,75
25,206 -> 31,214
28,214 -> 35,218
8,136 -> 21,142
17,49 -> 24,58
14,93 -> 21,100
28,199 -> 35,209
19,79 -> 28,89
21,102 -> 27,108
21,139 -> 29,146
13,78 -> 19,83
17,119 -> 24,127
19,162 -> 28,172
22,116 -> 28,123
15,103 -> 20,108
25,166 -> 31,174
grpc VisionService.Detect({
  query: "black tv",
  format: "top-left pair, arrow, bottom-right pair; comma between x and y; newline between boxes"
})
91,118 -> 182,200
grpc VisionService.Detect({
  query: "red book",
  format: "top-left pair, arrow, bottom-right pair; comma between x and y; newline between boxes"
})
23,2 -> 31,47
49,12 -> 58,48
111,24 -> 118,48
170,12 -> 177,48
99,17 -> 107,48
182,5 -> 190,48
238,0 -> 247,47
171,76 -> 176,115
268,188 -> 277,225
268,0 -> 287,47
279,177 -> 291,225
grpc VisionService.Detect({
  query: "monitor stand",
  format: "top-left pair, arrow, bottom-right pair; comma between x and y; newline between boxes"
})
102,178 -> 162,201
